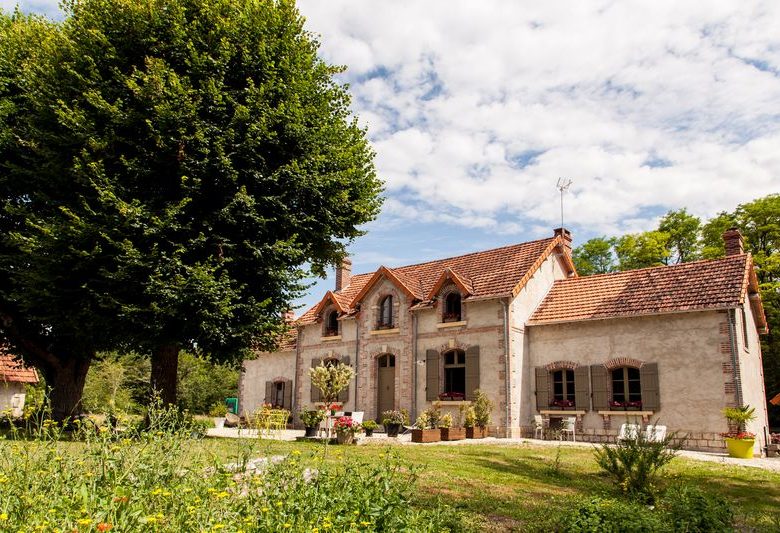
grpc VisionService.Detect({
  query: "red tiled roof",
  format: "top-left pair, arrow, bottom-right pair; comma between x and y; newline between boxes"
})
0,347 -> 39,384
298,236 -> 573,325
528,254 -> 756,326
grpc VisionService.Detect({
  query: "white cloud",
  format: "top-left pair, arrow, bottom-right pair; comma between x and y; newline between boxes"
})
299,0 -> 780,236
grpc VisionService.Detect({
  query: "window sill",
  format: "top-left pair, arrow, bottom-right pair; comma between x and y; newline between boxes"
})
598,410 -> 654,416
436,321 -> 467,329
433,400 -> 471,407
369,328 -> 400,336
540,410 -> 585,415
321,335 -> 342,342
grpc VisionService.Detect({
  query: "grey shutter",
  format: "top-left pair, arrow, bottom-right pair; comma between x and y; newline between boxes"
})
283,379 -> 293,410
426,349 -> 439,401
574,366 -> 590,411
264,381 -> 274,404
640,363 -> 660,411
591,364 -> 609,411
534,367 -> 550,410
338,356 -> 351,403
310,358 -> 321,402
465,346 -> 480,400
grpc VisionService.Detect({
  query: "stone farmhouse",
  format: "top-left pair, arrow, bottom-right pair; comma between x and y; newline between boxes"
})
240,228 -> 770,454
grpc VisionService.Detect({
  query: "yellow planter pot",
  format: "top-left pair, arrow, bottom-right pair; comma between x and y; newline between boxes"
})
725,437 -> 755,459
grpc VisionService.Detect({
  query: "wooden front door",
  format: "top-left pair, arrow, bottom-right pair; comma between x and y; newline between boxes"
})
377,354 -> 396,420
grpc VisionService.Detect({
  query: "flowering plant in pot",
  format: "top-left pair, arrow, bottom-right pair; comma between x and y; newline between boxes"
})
299,409 -> 325,437
333,416 -> 360,444
361,419 -> 378,437
439,413 -> 465,441
208,402 -> 228,429
722,405 -> 757,459
466,390 -> 492,439
381,410 -> 405,437
411,410 -> 440,443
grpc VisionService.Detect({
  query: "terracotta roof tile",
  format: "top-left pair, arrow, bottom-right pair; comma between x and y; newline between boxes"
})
528,255 -> 751,325
298,237 -> 563,325
0,347 -> 39,384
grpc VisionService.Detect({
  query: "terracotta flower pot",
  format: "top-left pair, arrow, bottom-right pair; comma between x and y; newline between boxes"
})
411,428 -> 440,443
440,427 -> 466,441
466,426 -> 487,439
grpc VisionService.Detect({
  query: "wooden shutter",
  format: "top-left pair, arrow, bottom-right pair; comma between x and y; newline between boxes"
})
283,379 -> 293,410
574,366 -> 590,411
310,358 -> 321,402
426,349 -> 439,401
338,356 -> 351,403
465,346 -> 480,400
534,367 -> 550,410
640,363 -> 660,411
264,381 -> 274,404
591,364 -> 609,411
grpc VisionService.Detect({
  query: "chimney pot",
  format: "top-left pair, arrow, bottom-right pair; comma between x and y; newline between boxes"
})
335,257 -> 352,291
723,228 -> 744,256
553,227 -> 573,255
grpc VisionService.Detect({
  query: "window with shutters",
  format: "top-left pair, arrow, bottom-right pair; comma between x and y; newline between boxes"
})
552,370 -> 575,403
274,381 -> 285,408
377,295 -> 394,329
741,307 -> 749,349
610,366 -> 642,409
443,292 -> 462,322
323,309 -> 339,337
443,350 -> 466,398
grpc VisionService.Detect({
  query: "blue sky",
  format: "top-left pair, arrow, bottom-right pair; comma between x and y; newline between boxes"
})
5,0 -> 780,312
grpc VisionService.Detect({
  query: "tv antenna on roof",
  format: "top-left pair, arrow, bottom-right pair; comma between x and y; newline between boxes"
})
556,178 -> 573,229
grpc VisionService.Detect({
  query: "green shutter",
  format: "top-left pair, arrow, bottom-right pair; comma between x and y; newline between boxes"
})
574,366 -> 590,411
465,346 -> 480,400
338,356 -> 351,403
283,379 -> 293,410
426,349 -> 439,401
264,381 -> 274,405
310,358 -> 321,402
591,365 -> 609,411
640,363 -> 660,411
534,367 -> 550,410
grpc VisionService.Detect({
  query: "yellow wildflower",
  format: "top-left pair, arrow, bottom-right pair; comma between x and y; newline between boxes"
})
0,513 -> 8,521
76,518 -> 91,526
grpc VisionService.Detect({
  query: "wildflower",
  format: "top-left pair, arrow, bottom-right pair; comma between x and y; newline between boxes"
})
0,513 -> 8,521
212,525 -> 225,531
215,491 -> 229,499
112,496 -> 128,504
275,501 -> 283,507
283,523 -> 291,529
291,450 -> 301,456
76,518 -> 92,526
150,488 -> 163,496
97,523 -> 112,532
261,508 -> 269,513
360,522 -> 370,527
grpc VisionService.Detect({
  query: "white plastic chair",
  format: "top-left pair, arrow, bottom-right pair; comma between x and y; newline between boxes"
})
645,424 -> 667,442
617,423 -> 641,442
350,411 -> 364,425
560,417 -> 576,442
533,415 -> 544,439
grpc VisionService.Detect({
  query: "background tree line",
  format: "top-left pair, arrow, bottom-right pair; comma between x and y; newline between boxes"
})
573,193 -> 780,427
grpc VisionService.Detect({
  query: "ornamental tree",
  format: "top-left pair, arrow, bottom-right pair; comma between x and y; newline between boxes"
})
0,0 -> 381,416
309,362 -> 354,405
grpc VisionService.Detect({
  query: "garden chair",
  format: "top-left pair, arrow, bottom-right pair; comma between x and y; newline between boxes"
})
645,424 -> 667,442
349,411 -> 364,425
560,417 -> 576,442
269,409 -> 289,438
533,415 -> 544,439
617,423 -> 641,442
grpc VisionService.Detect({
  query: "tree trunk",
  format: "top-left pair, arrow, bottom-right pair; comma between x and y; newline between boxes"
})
151,343 -> 179,406
47,357 -> 91,421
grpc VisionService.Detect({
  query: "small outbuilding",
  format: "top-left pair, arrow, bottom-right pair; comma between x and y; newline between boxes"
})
1,346 -> 39,417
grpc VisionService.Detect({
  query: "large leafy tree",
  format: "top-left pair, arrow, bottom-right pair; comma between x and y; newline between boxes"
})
572,236 -> 616,275
0,0 -> 382,416
658,208 -> 701,263
614,230 -> 670,271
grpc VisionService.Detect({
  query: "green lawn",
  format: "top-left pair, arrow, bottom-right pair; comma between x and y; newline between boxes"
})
199,438 -> 780,531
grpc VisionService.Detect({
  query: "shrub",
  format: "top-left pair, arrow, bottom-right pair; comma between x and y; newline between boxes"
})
439,413 -> 453,428
414,411 -> 430,430
361,420 -> 378,431
382,409 -> 405,425
658,485 -> 734,532
299,409 -> 325,428
557,497 -> 663,532
472,389 -> 493,427
593,429 -> 682,502
208,402 -> 228,418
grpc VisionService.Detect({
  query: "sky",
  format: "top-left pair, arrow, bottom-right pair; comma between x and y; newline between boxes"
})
4,0 -> 780,312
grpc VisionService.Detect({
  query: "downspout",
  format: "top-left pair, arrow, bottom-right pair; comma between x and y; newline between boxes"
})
354,318 -> 360,410
727,309 -> 743,406
502,299 -> 511,436
292,325 -> 301,416
412,312 -> 418,421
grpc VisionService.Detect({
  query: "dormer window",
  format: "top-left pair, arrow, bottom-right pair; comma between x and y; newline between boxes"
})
378,295 -> 394,329
324,310 -> 339,337
443,292 -> 462,322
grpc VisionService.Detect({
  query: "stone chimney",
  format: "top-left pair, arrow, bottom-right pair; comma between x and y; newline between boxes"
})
554,227 -> 573,255
335,257 -> 352,291
723,228 -> 744,256
283,309 -> 296,323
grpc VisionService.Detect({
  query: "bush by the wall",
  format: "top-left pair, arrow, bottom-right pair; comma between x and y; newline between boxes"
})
658,485 -> 734,532
557,497 -> 663,532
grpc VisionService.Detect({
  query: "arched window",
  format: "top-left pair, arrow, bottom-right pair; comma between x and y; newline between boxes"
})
324,310 -> 339,336
443,293 -> 462,322
443,350 -> 466,397
611,367 -> 642,408
378,295 -> 393,328
378,353 -> 395,368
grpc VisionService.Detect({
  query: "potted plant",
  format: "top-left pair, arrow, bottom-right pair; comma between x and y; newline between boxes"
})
722,405 -> 757,459
439,413 -> 466,441
333,415 -> 360,444
299,409 -> 325,438
463,405 -> 476,437
382,410 -> 405,437
468,390 -> 493,438
411,410 -> 440,443
209,402 -> 228,429
362,419 -> 378,437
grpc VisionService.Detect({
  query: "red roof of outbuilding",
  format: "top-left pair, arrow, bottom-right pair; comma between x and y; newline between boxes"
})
0,347 -> 39,384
